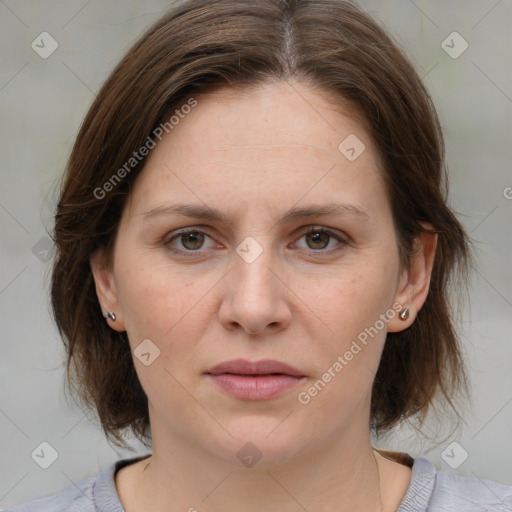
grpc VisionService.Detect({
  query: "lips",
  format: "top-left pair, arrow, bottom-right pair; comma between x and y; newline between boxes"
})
205,358 -> 305,378
205,359 -> 306,400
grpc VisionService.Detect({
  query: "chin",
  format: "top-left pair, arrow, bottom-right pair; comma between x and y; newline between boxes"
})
205,419 -> 306,470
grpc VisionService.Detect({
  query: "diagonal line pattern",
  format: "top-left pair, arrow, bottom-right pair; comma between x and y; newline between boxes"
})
472,61 -> 512,105
263,163 -> 337,237
164,164 -> 212,208
164,268 -> 233,336
470,205 -> 499,234
0,471 -> 29,502
266,471 -> 310,511
1,3 -> 509,506
421,62 -> 439,80
61,60 -> 96,96
406,0 -> 439,28
162,162 -> 338,335
0,408 -> 29,438
200,470 -> 234,503
475,268 -> 512,309
0,202 -> 30,233
0,265 -> 28,296
471,0 -> 503,30
264,410 -> 294,438
286,80 -> 337,131
266,266 -> 336,334
61,0 -> 93,30
0,0 -> 28,28
471,396 -> 512,440
470,471 -> 512,511
0,62 -> 29,92
163,368 -> 234,438
60,470 -> 95,506
61,411 -> 92,440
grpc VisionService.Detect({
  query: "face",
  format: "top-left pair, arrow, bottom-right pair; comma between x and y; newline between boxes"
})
92,80 -> 434,469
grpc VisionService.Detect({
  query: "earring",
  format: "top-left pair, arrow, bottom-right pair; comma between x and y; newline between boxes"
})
105,311 -> 116,321
399,308 -> 409,321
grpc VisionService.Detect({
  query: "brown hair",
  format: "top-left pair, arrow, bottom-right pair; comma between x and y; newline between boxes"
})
51,0 -> 473,449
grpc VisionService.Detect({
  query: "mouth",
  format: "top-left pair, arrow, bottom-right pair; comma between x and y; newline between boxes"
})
204,359 -> 306,400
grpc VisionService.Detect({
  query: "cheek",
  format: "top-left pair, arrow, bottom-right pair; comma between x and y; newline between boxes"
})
114,259 -> 209,394
297,252 -> 398,396
114,253 -> 200,341
296,270 -> 391,424
302,262 -> 395,339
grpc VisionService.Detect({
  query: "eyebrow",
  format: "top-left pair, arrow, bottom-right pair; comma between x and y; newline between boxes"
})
140,201 -> 370,225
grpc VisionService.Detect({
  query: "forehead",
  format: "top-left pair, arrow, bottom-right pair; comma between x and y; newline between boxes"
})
124,80 -> 388,221
176,80 -> 368,151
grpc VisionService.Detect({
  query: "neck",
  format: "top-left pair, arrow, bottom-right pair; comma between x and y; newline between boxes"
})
130,424 -> 385,512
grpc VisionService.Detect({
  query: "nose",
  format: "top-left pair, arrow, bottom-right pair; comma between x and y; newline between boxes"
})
218,245 -> 292,336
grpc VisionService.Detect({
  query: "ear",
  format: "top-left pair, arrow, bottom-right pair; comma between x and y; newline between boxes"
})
387,223 -> 438,332
90,249 -> 126,332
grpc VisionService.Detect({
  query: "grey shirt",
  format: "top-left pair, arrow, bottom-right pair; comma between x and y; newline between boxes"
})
6,454 -> 512,511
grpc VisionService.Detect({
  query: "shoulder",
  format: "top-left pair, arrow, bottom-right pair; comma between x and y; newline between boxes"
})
430,466 -> 512,511
5,454 -> 150,512
4,474 -> 97,512
402,456 -> 512,512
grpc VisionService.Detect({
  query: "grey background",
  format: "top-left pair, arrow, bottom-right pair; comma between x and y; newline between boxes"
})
1,0 -> 511,508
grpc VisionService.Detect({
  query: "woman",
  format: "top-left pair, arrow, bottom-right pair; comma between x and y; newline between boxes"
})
8,0 -> 512,511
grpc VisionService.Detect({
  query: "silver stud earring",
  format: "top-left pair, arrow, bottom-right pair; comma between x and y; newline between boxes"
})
105,311 -> 116,321
399,308 -> 409,321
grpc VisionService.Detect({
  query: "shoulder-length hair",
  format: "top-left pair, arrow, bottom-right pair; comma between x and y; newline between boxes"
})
52,0 -> 473,448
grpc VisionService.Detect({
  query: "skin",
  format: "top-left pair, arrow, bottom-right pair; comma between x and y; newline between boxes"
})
91,79 -> 437,512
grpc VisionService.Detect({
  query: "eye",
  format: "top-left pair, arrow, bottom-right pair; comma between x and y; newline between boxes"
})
293,226 -> 347,253
163,225 -> 347,257
164,228 -> 218,255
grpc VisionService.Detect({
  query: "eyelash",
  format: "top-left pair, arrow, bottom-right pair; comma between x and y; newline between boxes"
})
163,226 -> 347,257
